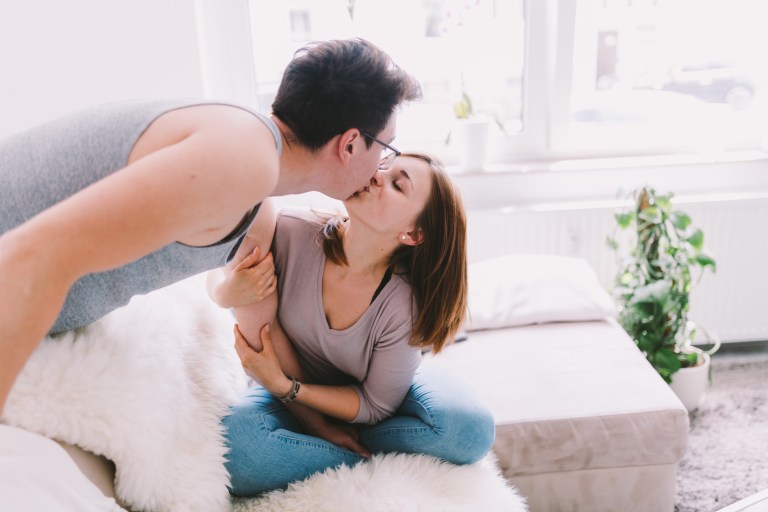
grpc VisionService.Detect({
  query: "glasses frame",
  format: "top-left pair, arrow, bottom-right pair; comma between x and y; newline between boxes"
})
360,130 -> 401,170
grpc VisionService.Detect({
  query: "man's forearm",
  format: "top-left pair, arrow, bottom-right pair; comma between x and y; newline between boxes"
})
0,233 -> 73,413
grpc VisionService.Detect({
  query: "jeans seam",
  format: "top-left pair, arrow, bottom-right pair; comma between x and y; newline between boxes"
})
264,423 -> 363,460
405,395 -> 440,433
364,396 -> 440,438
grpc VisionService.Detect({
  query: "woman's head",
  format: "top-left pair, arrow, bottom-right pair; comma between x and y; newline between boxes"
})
321,153 -> 468,353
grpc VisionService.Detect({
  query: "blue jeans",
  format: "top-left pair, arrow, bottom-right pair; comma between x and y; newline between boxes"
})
223,364 -> 496,496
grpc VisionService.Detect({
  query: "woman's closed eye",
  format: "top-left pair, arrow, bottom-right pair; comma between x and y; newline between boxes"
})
392,179 -> 402,192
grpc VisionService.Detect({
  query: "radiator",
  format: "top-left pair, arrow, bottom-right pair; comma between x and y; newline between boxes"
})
466,193 -> 768,343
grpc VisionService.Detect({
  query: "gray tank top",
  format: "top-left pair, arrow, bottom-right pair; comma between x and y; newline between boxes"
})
0,99 -> 282,333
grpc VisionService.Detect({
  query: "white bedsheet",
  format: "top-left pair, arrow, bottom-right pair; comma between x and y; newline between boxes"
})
0,425 -> 125,512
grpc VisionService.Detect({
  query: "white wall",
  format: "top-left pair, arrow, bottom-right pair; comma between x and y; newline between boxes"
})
0,0 -> 203,138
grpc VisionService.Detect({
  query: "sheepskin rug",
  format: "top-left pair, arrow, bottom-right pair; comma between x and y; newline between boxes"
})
234,452 -> 527,512
2,273 -> 247,512
2,273 -> 527,512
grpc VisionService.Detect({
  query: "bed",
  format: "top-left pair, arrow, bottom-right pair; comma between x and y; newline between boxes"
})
1,254 -> 688,511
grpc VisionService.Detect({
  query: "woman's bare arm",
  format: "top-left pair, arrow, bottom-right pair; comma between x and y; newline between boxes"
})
234,325 -> 362,422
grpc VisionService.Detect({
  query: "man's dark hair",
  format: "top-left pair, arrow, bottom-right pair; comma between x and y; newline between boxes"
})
271,38 -> 422,151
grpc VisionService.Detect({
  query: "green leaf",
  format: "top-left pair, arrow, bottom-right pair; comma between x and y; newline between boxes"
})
606,236 -> 619,250
619,272 -> 635,286
655,347 -> 683,375
615,212 -> 634,229
671,211 -> 692,230
638,206 -> 662,224
695,252 -> 717,272
453,91 -> 472,119
679,352 -> 699,367
637,333 -> 660,353
655,195 -> 672,213
453,101 -> 470,119
687,229 -> 704,250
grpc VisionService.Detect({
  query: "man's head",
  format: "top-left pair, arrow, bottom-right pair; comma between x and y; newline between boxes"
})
271,38 -> 422,152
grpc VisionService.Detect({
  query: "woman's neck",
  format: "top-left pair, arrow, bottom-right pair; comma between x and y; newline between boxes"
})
337,222 -> 395,278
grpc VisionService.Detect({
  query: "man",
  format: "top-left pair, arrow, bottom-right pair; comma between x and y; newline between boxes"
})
0,38 -> 422,412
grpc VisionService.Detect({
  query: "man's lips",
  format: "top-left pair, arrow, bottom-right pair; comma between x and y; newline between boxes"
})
351,185 -> 371,197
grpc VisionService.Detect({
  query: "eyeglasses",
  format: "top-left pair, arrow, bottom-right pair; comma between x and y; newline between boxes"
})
360,130 -> 401,170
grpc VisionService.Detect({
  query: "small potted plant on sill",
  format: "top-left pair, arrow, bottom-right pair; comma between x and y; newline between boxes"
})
449,90 -> 506,173
607,186 -> 720,411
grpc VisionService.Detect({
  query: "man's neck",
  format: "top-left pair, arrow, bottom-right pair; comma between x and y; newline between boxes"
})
270,117 -> 332,198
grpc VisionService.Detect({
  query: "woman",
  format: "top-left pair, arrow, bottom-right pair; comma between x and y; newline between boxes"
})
215,153 -> 496,496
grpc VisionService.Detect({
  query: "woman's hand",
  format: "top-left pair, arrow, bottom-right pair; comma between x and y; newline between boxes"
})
310,419 -> 371,458
233,323 -> 291,397
220,247 -> 277,307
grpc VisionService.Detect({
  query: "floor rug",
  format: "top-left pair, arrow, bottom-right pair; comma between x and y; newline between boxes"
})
675,347 -> 768,512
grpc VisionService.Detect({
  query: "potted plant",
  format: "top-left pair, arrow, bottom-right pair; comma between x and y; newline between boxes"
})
448,88 -> 507,173
607,186 -> 720,410
450,90 -> 491,172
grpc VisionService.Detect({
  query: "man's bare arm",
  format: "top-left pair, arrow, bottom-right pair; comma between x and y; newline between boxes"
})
0,108 -> 279,414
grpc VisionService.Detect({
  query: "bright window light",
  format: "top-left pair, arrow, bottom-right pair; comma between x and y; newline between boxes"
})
240,0 -> 768,164
568,0 -> 768,156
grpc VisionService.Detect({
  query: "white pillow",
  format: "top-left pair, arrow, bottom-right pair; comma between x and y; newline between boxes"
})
465,254 -> 616,331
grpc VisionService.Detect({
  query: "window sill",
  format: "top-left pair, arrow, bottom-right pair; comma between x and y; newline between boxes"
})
447,151 -> 768,210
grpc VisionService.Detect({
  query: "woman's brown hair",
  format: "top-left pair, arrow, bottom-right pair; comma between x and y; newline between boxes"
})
319,153 -> 467,353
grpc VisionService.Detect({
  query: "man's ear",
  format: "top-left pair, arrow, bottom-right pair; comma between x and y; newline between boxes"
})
399,229 -> 424,246
338,128 -> 361,162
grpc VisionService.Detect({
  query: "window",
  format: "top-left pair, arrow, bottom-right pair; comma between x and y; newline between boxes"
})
238,0 -> 768,165
565,0 -> 768,157
246,0 -> 524,162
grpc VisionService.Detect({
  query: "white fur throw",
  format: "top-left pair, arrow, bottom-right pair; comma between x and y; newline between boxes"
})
2,273 -> 247,512
236,452 -> 527,512
2,273 -> 527,512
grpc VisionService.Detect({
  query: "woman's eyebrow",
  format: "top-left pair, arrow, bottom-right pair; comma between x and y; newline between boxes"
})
399,169 -> 413,189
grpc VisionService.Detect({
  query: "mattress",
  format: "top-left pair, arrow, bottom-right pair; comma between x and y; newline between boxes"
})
423,318 -> 689,477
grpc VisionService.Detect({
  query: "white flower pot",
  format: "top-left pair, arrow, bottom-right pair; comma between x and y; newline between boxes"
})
669,353 -> 710,412
455,118 -> 490,172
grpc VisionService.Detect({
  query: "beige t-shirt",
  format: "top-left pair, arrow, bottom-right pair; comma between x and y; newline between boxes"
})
273,208 -> 421,424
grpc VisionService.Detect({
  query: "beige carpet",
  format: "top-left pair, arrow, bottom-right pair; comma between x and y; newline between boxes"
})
675,347 -> 768,512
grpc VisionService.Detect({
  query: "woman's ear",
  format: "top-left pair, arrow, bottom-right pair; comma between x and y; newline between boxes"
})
399,230 -> 424,246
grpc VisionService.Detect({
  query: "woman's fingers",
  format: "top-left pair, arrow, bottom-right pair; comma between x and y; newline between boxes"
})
331,430 -> 371,458
234,324 -> 262,354
341,438 -> 371,458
